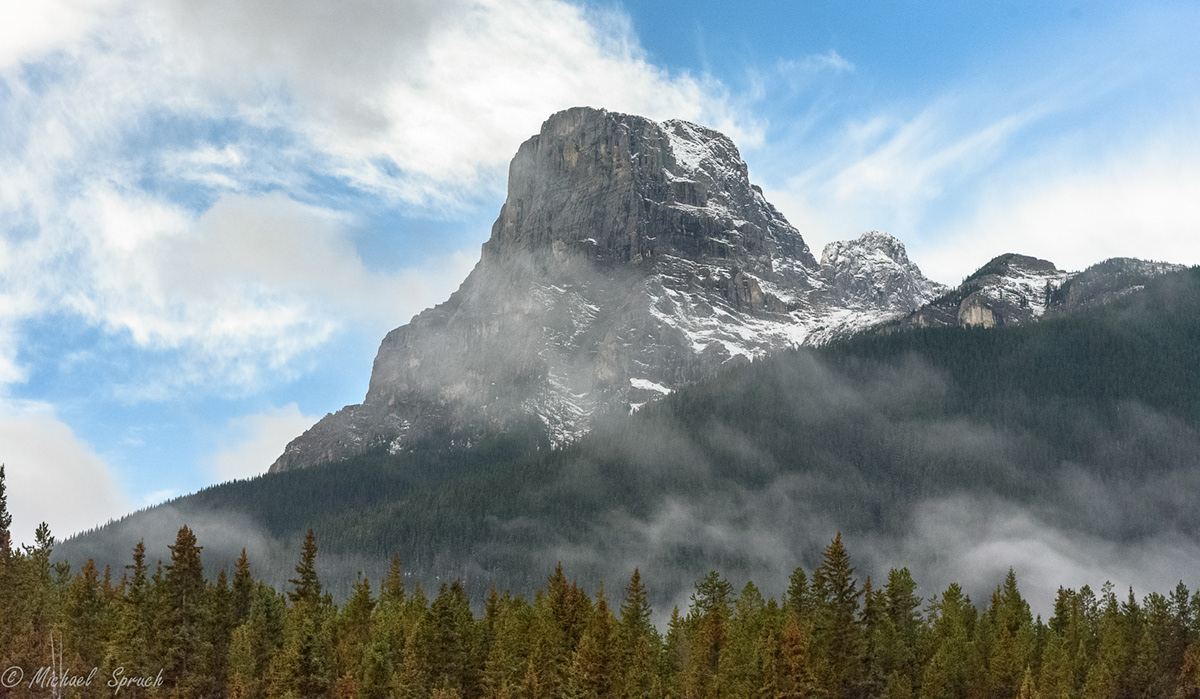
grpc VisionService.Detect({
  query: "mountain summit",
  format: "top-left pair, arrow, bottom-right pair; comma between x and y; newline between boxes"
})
270,108 -> 943,472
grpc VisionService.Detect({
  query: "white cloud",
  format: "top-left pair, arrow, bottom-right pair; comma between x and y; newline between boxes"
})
0,0 -> 750,396
211,403 -> 319,481
135,0 -> 759,200
918,143 -> 1200,281
0,400 -> 132,546
0,0 -> 117,69
73,190 -> 479,396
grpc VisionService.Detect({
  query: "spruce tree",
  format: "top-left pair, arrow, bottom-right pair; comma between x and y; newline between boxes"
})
108,541 -> 153,697
162,525 -> 212,699
380,554 -> 406,606
232,548 -> 254,625
0,464 -> 11,561
785,566 -> 809,622
289,529 -> 323,607
811,533 -> 863,696
334,574 -> 375,697
615,569 -> 656,699
776,613 -> 817,698
569,583 -> 614,699
210,568 -> 233,697
0,464 -> 14,693
272,529 -> 334,699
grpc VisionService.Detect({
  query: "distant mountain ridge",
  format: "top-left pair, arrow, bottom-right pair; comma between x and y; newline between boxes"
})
904,254 -> 1184,329
60,266 -> 1200,611
270,108 -> 945,472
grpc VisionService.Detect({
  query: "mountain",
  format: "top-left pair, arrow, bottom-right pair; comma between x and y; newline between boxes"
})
55,106 -> 1200,609
904,253 -> 1183,329
270,107 -> 945,472
60,266 -> 1200,609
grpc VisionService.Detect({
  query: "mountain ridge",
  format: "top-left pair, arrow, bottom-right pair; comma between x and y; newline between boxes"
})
271,107 -> 945,472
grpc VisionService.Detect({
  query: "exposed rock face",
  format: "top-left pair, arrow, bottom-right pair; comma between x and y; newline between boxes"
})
906,254 -> 1184,330
270,108 -> 944,472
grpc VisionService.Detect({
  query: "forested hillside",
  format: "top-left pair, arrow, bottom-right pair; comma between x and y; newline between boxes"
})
59,268 -> 1200,612
8,504 -> 1200,699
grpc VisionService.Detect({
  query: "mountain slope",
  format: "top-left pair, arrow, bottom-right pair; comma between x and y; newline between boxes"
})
905,254 -> 1183,329
271,108 -> 945,472
62,266 -> 1200,607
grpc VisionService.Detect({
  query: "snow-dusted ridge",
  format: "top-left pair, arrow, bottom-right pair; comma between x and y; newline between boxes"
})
267,109 -> 996,471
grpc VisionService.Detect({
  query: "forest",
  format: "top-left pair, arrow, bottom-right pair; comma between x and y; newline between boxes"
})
58,267 -> 1200,605
5,489 -> 1200,699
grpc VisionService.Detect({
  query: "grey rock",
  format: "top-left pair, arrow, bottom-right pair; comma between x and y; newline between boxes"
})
270,108 -> 943,473
904,253 -> 1183,330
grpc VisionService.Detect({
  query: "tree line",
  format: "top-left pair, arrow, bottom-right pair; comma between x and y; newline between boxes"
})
4,471 -> 1200,699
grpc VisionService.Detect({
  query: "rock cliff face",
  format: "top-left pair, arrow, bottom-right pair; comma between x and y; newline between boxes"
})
269,108 -> 944,472
905,254 -> 1184,329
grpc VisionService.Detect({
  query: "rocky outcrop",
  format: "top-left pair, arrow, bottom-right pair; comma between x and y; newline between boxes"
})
270,108 -> 944,472
904,253 -> 1183,330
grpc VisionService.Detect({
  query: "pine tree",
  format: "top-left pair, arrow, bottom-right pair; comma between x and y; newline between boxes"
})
66,558 -> 110,699
811,533 -> 863,696
162,525 -> 212,699
272,530 -> 334,699
380,554 -> 406,606
424,580 -> 480,696
770,612 -> 815,699
0,464 -> 12,561
785,566 -> 809,622
210,568 -> 234,697
685,571 -> 734,696
719,581 -> 766,697
1037,632 -> 1072,699
0,464 -> 17,691
883,567 -> 923,684
334,574 -> 375,698
569,583 -> 614,699
614,570 -> 656,699
108,541 -> 154,698
289,529 -> 323,607
922,584 -> 974,699
1017,666 -> 1036,699
229,584 -> 287,699
660,606 -> 685,698
232,548 -> 254,625
393,619 -> 428,699
985,569 -> 1035,698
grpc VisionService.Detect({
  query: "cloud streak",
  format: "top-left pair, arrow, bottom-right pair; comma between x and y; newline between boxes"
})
0,0 -> 752,397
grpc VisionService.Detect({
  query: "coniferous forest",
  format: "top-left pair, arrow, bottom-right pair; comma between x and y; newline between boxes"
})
58,267 -> 1200,608
13,268 -> 1200,697
5,493 -> 1200,699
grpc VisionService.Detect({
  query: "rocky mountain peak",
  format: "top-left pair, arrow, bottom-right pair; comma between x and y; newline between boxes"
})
819,231 -> 947,314
269,108 -> 944,473
905,253 -> 1181,330
483,106 -> 816,274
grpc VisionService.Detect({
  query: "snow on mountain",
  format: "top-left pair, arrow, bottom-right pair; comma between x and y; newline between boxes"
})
268,108 -> 948,471
906,254 -> 1184,329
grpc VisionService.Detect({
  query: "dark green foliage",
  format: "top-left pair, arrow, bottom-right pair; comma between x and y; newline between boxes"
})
58,269 -> 1200,610
0,464 -> 12,561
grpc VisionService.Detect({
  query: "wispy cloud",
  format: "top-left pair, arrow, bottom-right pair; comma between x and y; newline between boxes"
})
918,130 -> 1200,281
0,0 -> 745,397
211,403 -> 319,481
777,50 -> 854,78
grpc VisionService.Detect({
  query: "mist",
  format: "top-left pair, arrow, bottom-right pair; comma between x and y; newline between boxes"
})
58,270 -> 1200,622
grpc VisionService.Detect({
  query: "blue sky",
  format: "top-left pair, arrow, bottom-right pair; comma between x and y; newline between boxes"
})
1,0 -> 1198,544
